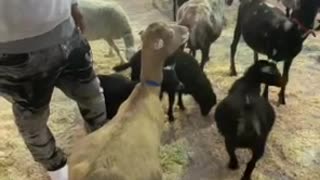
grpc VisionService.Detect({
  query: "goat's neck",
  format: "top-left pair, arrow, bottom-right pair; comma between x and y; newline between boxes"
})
140,49 -> 165,92
240,77 -> 261,95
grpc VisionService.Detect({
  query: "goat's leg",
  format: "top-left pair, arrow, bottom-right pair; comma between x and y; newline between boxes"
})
190,48 -> 196,57
263,85 -> 269,100
106,38 -> 126,64
107,46 -> 114,56
159,91 -> 164,100
179,43 -> 186,52
173,0 -> 177,21
105,40 -> 114,57
200,46 -> 210,70
278,59 -> 293,105
254,51 -> 259,63
225,139 -> 239,170
168,92 -> 176,122
285,8 -> 290,17
230,12 -> 242,76
241,143 -> 265,180
177,91 -> 186,110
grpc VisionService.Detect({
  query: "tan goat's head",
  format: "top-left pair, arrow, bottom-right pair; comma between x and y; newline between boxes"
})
140,22 -> 189,57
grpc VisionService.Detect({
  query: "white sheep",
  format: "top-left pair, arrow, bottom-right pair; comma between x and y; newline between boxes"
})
69,22 -> 189,180
79,0 -> 136,64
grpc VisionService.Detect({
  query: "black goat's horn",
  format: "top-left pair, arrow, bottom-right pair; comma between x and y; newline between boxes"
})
301,30 -> 316,39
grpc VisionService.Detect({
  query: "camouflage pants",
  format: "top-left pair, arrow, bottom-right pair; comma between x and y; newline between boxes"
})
0,31 -> 106,171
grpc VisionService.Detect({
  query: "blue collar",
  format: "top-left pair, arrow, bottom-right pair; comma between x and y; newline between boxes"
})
144,80 -> 161,87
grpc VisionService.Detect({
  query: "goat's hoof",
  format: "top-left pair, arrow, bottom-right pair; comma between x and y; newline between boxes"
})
168,116 -> 175,122
179,106 -> 186,111
116,61 -> 126,66
277,97 -> 286,106
277,101 -> 286,106
229,70 -> 237,76
228,161 -> 239,170
104,53 -> 114,57
240,176 -> 251,180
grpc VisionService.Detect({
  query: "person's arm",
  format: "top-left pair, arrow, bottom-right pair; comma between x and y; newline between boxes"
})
71,0 -> 85,33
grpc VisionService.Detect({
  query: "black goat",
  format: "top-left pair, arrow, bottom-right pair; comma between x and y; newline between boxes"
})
227,0 -> 320,105
99,69 -> 182,120
98,74 -> 137,120
214,60 -> 282,180
113,50 -> 216,121
173,0 -> 189,21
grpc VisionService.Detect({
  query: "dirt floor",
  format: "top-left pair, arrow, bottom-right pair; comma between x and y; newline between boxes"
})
0,0 -> 320,180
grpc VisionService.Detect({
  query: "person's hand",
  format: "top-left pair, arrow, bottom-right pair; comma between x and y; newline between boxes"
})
71,4 -> 85,33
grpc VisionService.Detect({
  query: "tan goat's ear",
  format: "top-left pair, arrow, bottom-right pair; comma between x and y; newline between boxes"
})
138,30 -> 144,36
138,30 -> 145,40
153,38 -> 164,50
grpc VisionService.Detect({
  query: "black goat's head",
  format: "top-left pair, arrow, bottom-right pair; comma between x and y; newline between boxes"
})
192,83 -> 217,116
244,60 -> 282,87
291,0 -> 320,33
225,0 -> 234,6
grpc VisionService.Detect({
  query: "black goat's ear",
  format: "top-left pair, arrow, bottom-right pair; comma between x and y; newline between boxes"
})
314,20 -> 320,31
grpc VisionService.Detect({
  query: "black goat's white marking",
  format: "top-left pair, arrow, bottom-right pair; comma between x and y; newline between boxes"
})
163,64 -> 176,70
284,20 -> 293,32
272,48 -> 278,56
264,2 -> 275,8
261,66 -> 273,74
237,117 -> 246,136
252,119 -> 262,136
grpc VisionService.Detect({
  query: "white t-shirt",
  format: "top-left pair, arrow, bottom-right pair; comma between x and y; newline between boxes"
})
0,0 -> 78,43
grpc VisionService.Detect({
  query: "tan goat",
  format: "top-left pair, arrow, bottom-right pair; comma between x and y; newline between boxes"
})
68,22 -> 189,180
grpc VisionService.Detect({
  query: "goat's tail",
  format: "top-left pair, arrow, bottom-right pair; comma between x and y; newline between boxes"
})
237,95 -> 261,137
113,62 -> 131,72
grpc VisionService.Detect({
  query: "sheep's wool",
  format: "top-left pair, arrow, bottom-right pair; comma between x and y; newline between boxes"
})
0,0 -> 77,42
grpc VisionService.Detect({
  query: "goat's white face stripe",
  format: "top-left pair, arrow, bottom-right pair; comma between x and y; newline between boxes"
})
272,48 -> 277,56
163,65 -> 175,70
264,2 -> 275,8
153,39 -> 164,50
261,66 -> 273,74
284,20 -> 293,32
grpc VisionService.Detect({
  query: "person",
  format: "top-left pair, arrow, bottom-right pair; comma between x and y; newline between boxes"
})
0,0 -> 107,179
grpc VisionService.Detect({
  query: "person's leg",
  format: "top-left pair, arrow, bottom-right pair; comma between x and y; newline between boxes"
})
56,32 -> 107,133
0,47 -> 67,172
13,104 -> 67,171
